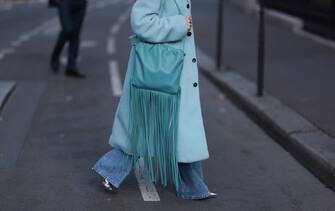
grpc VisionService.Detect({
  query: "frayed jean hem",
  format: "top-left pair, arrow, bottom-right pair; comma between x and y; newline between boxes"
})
177,191 -> 211,200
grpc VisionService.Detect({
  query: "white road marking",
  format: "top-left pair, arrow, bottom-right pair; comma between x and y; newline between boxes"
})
107,37 -> 115,55
81,40 -> 98,48
107,7 -> 131,55
0,48 -> 15,54
88,0 -> 121,11
110,7 -> 130,35
95,1 -> 109,9
109,60 -> 123,96
134,158 -> 161,201
60,56 -> 81,66
60,56 -> 67,66
11,40 -> 22,47
18,34 -> 31,42
118,10 -> 130,23
110,24 -> 121,35
0,2 -> 12,11
43,24 -> 60,36
0,47 -> 15,59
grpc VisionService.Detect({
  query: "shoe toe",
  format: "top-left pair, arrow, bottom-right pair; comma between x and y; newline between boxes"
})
102,179 -> 118,192
207,192 -> 217,198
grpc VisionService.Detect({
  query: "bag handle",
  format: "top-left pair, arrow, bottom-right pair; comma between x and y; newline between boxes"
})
157,0 -> 187,51
170,0 -> 187,51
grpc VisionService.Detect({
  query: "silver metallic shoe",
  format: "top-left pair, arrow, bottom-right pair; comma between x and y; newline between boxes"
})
207,192 -> 217,199
102,179 -> 117,192
193,192 -> 217,200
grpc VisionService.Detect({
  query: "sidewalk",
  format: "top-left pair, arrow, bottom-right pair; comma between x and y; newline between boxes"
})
194,0 -> 335,138
193,0 -> 335,190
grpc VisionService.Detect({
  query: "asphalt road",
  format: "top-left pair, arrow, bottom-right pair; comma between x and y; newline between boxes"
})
0,0 -> 335,210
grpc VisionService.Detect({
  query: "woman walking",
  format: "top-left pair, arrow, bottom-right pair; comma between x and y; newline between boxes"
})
92,0 -> 216,200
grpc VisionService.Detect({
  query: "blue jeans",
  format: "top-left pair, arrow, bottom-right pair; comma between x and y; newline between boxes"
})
92,148 -> 211,200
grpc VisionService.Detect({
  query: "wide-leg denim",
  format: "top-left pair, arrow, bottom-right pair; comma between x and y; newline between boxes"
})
92,148 -> 210,199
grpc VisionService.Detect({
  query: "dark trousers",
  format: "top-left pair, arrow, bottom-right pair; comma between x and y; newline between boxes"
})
52,0 -> 87,69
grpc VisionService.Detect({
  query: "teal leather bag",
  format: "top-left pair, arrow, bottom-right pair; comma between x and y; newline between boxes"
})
129,0 -> 185,189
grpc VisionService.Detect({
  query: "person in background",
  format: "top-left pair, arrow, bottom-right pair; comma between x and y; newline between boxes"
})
50,0 -> 87,78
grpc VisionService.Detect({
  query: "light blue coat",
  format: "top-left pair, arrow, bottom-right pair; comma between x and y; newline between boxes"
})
109,0 -> 209,163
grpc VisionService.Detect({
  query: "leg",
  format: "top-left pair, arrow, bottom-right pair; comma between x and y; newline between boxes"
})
67,2 -> 87,70
51,31 -> 67,61
177,161 -> 212,200
92,148 -> 133,188
51,0 -> 72,64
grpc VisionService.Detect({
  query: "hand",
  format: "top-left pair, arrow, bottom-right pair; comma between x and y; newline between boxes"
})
184,16 -> 193,29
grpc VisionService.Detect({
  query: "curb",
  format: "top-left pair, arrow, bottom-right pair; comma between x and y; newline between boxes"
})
228,0 -> 335,49
0,81 -> 16,112
229,0 -> 303,33
197,48 -> 335,191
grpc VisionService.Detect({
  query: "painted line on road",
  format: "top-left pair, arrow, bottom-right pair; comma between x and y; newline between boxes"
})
1,47 -> 15,54
107,37 -> 115,55
43,24 -> 60,36
109,6 -> 131,36
0,48 -> 15,60
60,56 -> 82,66
111,7 -> 131,36
10,40 -> 22,47
107,7 -> 131,56
110,24 -> 121,35
109,60 -> 123,97
0,2 -> 13,11
81,40 -> 98,48
135,158 -> 161,201
88,0 -> 122,12
18,34 -> 31,42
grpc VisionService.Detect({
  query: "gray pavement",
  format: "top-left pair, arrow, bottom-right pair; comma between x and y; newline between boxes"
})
192,0 -> 335,138
0,0 -> 335,210
0,3 -> 54,49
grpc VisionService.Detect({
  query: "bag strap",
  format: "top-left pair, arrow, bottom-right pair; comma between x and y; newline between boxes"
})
170,0 -> 187,51
158,0 -> 187,51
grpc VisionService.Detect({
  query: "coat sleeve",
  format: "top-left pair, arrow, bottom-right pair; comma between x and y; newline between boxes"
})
130,0 -> 189,43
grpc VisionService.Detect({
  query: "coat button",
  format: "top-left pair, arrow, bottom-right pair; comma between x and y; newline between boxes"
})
192,58 -> 197,63
186,4 -> 190,9
187,31 -> 192,36
193,82 -> 198,87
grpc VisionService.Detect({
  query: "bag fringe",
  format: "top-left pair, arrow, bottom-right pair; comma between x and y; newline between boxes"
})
129,85 -> 180,189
